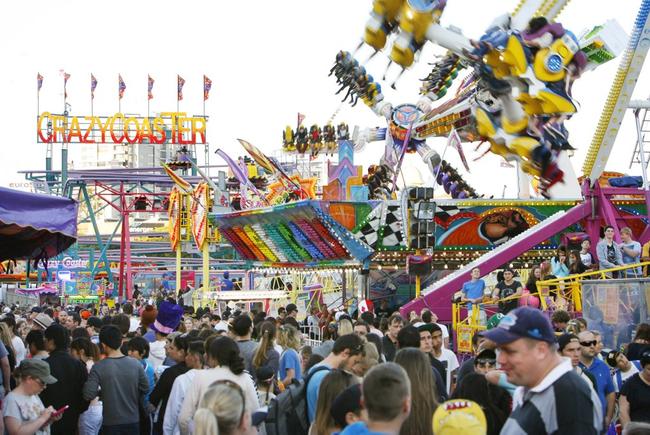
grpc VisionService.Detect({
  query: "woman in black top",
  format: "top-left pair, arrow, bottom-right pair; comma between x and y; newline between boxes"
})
568,250 -> 587,275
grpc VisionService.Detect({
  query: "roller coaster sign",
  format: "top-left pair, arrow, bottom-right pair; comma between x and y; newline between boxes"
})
36,112 -> 207,145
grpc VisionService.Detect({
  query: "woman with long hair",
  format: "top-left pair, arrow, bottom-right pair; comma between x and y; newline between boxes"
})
310,369 -> 358,435
178,337 -> 258,435
251,321 -> 279,381
277,324 -> 302,386
525,265 -> 542,292
568,249 -> 587,275
394,348 -> 438,435
0,323 -> 16,374
551,245 -> 570,277
193,381 -> 256,435
626,323 -> 650,360
337,319 -> 354,337
452,372 -> 511,435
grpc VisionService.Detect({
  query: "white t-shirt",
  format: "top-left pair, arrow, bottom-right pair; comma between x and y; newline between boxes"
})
129,316 -> 140,333
580,251 -> 593,266
438,323 -> 449,344
12,335 -> 26,365
613,363 -> 641,392
434,348 -> 459,394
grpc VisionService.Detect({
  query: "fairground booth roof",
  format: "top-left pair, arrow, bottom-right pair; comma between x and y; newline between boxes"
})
212,195 -> 649,270
0,187 -> 78,262
211,200 -> 377,268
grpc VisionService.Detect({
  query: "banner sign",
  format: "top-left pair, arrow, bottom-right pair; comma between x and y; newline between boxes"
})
191,183 -> 209,249
168,188 -> 182,251
37,111 -> 206,145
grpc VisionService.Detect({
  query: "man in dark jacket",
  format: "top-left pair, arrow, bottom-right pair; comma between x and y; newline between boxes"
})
40,324 -> 89,435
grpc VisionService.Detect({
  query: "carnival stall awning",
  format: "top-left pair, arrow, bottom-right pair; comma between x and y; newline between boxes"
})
212,200 -> 375,267
15,284 -> 59,296
0,187 -> 78,262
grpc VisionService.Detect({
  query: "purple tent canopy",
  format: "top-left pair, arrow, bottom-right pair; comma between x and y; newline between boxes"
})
0,187 -> 78,262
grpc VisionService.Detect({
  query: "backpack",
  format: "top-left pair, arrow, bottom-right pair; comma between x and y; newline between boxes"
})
264,365 -> 330,435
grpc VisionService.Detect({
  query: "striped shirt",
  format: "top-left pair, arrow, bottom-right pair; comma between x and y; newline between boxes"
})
501,358 -> 603,434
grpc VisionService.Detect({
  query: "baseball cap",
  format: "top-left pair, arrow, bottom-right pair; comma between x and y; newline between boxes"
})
255,366 -> 275,383
474,349 -> 496,364
330,384 -> 362,428
30,306 -> 42,314
557,333 -> 579,352
483,307 -> 555,345
285,303 -> 298,314
214,321 -> 229,333
17,359 -> 57,385
33,313 -> 54,330
606,350 -> 621,368
432,400 -> 487,435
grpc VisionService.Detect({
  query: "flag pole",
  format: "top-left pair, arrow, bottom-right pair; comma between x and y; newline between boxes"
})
91,74 -> 95,147
203,76 -> 208,177
61,72 -> 68,189
118,75 -> 121,115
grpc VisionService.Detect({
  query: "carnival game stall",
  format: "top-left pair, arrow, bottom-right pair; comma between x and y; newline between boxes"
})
212,200 -> 377,314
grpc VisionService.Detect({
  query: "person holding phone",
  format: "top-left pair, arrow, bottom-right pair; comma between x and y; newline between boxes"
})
3,359 -> 61,435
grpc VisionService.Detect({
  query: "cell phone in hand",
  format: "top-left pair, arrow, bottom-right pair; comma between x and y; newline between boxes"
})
52,405 -> 69,417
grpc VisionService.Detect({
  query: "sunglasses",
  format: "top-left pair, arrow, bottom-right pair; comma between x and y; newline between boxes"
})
580,340 -> 597,347
476,359 -> 496,368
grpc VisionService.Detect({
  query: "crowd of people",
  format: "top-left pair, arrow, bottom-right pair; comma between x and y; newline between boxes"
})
0,294 -> 647,435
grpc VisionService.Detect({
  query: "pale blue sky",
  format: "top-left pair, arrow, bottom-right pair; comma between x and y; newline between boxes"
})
2,0 -> 648,198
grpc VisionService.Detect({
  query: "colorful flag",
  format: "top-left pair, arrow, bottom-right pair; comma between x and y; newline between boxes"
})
447,128 -> 470,172
203,75 -> 212,101
118,74 -> 126,99
162,163 -> 193,194
64,72 -> 70,99
215,149 -> 268,205
37,73 -> 43,92
90,74 -> 98,99
297,112 -> 306,129
237,138 -> 275,174
238,138 -> 304,194
148,75 -> 154,100
177,75 -> 185,101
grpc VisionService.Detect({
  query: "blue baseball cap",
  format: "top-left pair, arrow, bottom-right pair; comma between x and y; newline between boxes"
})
483,307 -> 555,344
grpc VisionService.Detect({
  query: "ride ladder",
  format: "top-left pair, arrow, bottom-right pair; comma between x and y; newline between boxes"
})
629,97 -> 650,188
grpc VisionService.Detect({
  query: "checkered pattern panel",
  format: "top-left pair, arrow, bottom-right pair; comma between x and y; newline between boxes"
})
381,204 -> 405,247
354,204 -> 384,249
